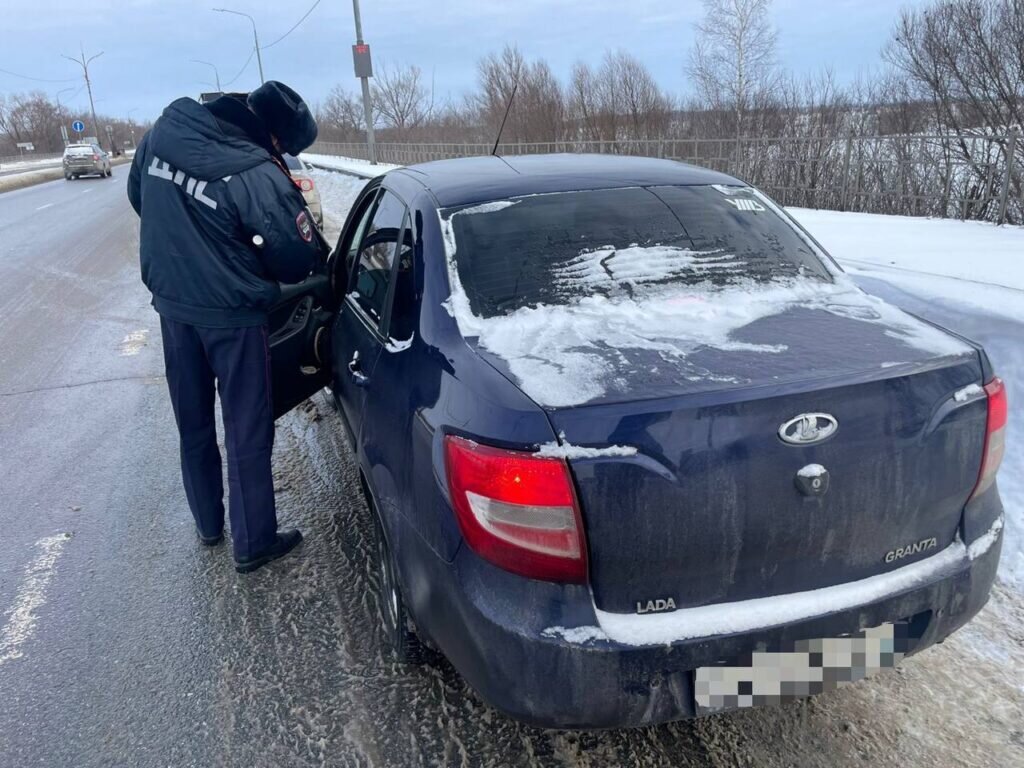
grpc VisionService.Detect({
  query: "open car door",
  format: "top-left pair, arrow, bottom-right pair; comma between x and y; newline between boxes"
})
266,219 -> 336,419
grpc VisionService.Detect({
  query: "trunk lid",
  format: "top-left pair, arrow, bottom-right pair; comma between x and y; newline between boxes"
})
528,308 -> 987,613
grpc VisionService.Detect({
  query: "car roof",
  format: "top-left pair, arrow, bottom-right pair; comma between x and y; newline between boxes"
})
392,153 -> 744,208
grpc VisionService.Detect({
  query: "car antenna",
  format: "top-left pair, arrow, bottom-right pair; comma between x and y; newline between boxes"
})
491,77 -> 520,156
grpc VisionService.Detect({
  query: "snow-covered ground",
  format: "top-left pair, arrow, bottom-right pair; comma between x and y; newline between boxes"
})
312,167 -> 1023,592
0,154 -> 62,172
791,208 -> 1024,322
301,153 -> 398,178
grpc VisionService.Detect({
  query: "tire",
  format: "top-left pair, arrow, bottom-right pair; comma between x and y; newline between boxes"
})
370,500 -> 425,664
64,172 -> 71,181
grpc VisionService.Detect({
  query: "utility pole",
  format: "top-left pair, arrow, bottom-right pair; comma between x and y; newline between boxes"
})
351,0 -> 377,164
191,59 -> 222,91
62,46 -> 104,151
213,8 -> 265,84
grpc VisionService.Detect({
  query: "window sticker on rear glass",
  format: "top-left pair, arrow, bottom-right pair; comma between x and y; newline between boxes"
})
725,198 -> 766,212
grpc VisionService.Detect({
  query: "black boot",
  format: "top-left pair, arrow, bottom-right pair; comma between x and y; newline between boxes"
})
234,529 -> 303,573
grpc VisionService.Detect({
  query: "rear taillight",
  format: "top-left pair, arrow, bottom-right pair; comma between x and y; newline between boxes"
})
298,177 -> 314,192
444,435 -> 587,583
93,154 -> 99,161
969,377 -> 1007,500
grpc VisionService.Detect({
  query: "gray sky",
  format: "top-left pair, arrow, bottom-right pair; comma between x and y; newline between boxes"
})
1,0 -> 929,121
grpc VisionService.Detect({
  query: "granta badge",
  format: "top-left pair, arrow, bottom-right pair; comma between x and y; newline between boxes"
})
779,413 -> 838,445
885,537 -> 938,563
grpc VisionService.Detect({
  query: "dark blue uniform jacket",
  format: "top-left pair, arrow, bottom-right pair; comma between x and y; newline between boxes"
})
128,97 -> 320,327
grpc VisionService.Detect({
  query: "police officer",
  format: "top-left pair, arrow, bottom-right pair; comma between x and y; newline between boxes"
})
127,82 -> 323,573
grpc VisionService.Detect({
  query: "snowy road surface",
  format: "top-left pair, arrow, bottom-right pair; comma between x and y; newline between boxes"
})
0,170 -> 1020,767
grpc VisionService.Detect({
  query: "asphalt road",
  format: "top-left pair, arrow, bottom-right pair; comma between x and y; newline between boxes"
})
0,171 -> 1021,768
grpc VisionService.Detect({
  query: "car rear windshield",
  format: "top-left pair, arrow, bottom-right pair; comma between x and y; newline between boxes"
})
284,154 -> 303,171
443,186 -> 833,318
66,146 -> 94,156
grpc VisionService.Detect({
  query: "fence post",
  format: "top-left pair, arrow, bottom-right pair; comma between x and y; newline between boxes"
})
997,128 -> 1018,225
839,133 -> 853,212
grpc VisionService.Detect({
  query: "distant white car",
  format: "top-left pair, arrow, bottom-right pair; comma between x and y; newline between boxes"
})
63,143 -> 112,179
284,154 -> 322,228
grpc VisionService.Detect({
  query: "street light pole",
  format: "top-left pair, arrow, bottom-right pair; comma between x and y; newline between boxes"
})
213,8 -> 265,84
61,46 -> 104,151
191,59 -> 222,91
127,108 -> 139,148
351,0 -> 377,164
55,87 -> 76,147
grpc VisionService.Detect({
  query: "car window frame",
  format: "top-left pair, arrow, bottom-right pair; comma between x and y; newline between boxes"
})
331,184 -> 381,299
345,185 -> 412,341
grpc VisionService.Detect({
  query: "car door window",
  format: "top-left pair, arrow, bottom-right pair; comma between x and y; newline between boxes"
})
337,188 -> 380,294
351,190 -> 407,329
387,213 -> 416,341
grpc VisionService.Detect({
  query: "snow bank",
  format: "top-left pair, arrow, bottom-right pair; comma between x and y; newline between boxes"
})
790,208 -> 1024,323
305,168 -> 370,241
301,153 -> 399,178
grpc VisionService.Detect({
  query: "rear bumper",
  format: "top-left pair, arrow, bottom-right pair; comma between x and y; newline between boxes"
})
414,517 -> 1002,730
64,162 -> 101,174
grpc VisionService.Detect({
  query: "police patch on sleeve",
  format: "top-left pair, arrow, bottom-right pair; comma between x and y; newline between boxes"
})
295,210 -> 313,243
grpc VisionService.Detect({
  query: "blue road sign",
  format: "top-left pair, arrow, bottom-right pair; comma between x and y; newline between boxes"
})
72,120 -> 85,133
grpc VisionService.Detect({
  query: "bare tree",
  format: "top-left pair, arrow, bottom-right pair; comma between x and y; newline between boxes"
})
316,85 -> 364,142
886,0 -> 1024,221
476,45 -> 567,145
688,0 -> 780,138
616,52 -> 673,141
371,62 -> 433,137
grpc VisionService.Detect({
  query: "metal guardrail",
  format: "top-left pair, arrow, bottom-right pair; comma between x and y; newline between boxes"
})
309,132 -> 1023,224
0,151 -> 64,168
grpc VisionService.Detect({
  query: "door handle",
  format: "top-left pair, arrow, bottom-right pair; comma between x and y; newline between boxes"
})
348,352 -> 370,387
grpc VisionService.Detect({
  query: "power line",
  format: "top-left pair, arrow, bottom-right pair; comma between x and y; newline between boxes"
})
0,66 -> 77,84
222,47 -> 256,88
262,0 -> 323,49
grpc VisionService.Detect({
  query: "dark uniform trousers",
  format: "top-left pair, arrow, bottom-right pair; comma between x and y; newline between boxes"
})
160,316 -> 277,560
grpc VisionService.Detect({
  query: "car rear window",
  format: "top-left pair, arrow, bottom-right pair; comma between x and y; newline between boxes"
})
442,186 -> 832,319
66,146 -> 94,156
284,155 -> 303,171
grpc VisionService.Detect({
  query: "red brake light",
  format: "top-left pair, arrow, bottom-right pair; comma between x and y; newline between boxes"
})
969,377 -> 1007,500
93,154 -> 99,161
444,435 -> 588,583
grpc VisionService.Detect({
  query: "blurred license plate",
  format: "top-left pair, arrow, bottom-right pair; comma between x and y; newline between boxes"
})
695,623 -> 907,714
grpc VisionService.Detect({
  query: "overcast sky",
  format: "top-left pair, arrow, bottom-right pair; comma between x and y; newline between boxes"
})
1,0 -> 929,122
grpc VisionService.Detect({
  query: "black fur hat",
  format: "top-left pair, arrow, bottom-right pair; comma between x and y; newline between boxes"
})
247,81 -> 318,156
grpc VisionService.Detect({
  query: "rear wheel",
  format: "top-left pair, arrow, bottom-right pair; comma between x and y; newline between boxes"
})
64,172 -> 71,180
369,500 -> 425,664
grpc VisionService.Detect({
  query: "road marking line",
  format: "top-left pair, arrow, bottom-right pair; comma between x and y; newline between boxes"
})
35,203 -> 54,211
118,329 -> 149,356
0,534 -> 69,667
80,188 -> 94,195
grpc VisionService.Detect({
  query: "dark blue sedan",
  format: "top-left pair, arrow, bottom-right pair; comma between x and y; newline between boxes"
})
267,154 -> 1005,728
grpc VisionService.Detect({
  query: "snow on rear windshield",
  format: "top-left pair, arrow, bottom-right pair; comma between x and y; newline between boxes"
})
443,186 -> 832,318
437,186 -> 969,407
